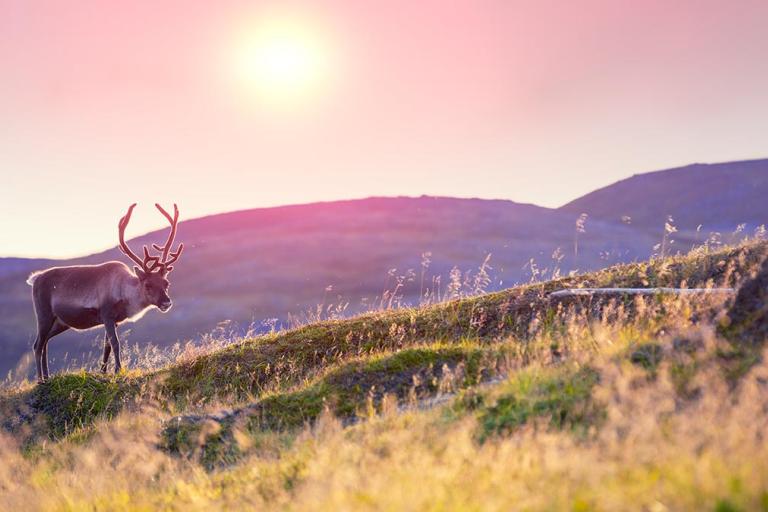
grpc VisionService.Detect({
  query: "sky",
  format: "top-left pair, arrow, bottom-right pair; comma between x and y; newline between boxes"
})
1,0 -> 767,258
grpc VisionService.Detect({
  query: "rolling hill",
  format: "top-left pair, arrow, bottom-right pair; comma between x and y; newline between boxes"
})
0,197 -> 651,378
560,158 -> 768,234
2,242 -> 767,509
1,158 -> 766,378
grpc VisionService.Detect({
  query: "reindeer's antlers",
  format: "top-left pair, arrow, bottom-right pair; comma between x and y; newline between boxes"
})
117,203 -> 184,276
118,203 -> 149,271
153,203 -> 184,275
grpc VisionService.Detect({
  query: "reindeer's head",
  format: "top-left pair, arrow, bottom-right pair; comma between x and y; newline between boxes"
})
135,268 -> 172,311
118,203 -> 184,313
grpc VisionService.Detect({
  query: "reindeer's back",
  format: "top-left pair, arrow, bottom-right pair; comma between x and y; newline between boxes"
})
30,261 -> 134,307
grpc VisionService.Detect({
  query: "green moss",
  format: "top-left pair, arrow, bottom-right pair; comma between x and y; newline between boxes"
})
249,386 -> 329,431
717,346 -> 762,386
30,371 -> 139,438
247,345 -> 500,431
198,421 -> 242,469
161,416 -> 243,470
160,418 -> 205,456
669,361 -> 699,398
714,498 -> 743,512
476,365 -> 601,441
630,343 -> 664,372
161,344 -> 508,467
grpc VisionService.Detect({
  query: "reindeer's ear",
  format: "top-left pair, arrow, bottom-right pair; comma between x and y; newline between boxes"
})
134,266 -> 147,280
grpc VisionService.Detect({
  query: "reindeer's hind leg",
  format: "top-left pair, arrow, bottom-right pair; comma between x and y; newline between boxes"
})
41,319 -> 69,380
33,304 -> 55,384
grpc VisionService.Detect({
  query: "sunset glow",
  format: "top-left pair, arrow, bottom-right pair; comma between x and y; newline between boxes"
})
229,16 -> 334,107
1,1 -> 767,258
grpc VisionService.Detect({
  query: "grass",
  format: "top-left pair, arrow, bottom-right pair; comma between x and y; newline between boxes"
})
4,331 -> 768,510
1,241 -> 768,510
474,364 -> 601,441
32,372 -> 141,438
4,241 -> 763,438
162,343 -> 509,468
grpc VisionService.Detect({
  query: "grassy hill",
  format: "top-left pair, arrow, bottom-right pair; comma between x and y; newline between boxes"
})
2,242 -> 767,510
3,159 -> 767,380
0,196 -> 655,379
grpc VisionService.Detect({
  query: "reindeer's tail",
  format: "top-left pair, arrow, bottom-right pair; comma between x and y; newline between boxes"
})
26,271 -> 43,286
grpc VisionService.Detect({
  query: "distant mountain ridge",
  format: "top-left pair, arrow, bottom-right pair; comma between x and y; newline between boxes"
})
1,158 -> 766,378
560,158 -> 768,234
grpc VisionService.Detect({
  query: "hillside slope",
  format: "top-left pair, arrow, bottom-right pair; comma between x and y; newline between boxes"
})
560,158 -> 768,234
0,196 -> 652,378
3,241 -> 764,439
2,242 -> 767,510
3,158 -> 767,379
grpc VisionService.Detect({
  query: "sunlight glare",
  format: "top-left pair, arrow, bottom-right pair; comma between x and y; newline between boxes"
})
230,17 -> 334,108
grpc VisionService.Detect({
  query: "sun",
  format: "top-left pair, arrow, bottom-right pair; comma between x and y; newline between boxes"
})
230,17 -> 334,108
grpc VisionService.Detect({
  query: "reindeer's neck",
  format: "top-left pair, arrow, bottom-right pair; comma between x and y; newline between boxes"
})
123,278 -> 152,319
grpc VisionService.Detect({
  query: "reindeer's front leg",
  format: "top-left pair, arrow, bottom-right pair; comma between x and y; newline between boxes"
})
100,331 -> 112,373
104,320 -> 121,374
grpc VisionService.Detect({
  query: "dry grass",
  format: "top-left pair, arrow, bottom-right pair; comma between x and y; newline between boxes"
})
2,326 -> 767,511
1,242 -> 768,511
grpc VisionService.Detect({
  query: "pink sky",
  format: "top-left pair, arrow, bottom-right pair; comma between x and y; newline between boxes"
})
1,0 -> 767,258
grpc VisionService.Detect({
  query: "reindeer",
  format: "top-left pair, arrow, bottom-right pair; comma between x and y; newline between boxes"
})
27,203 -> 184,383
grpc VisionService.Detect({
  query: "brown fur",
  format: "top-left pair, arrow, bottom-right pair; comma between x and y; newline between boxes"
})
28,203 -> 183,383
28,261 -> 172,382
